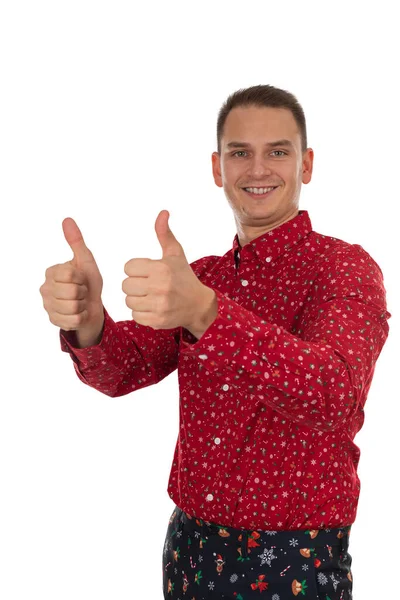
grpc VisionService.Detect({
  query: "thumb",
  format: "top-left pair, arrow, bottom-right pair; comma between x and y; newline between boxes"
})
62,217 -> 95,267
155,210 -> 186,259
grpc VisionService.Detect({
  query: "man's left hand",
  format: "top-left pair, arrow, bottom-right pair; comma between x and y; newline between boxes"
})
122,210 -> 212,330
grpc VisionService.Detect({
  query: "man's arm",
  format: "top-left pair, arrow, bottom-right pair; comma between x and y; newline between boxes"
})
180,245 -> 391,432
185,287 -> 219,341
59,255 -> 216,397
60,305 -> 181,397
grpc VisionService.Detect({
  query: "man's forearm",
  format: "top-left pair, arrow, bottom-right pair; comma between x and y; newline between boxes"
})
185,288 -> 218,340
70,314 -> 105,349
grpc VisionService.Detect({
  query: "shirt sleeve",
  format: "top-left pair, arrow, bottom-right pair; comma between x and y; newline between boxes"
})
179,244 -> 391,431
59,305 -> 181,397
58,255 -> 215,398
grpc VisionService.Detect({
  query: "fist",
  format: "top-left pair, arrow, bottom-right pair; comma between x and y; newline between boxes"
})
40,218 -> 104,332
122,210 -> 208,330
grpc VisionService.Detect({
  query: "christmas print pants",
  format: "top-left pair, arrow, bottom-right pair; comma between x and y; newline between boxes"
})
162,505 -> 353,599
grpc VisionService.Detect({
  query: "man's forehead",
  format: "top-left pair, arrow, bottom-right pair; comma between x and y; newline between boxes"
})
224,107 -> 298,133
222,107 -> 299,148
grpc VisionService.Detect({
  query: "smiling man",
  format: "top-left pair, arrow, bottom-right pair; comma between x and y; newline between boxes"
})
213,104 -> 313,248
57,84 -> 391,600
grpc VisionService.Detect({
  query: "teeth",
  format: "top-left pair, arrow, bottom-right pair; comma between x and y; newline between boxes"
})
244,186 -> 276,194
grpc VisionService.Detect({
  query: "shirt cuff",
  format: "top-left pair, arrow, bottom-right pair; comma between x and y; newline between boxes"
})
179,288 -> 275,372
59,306 -> 114,369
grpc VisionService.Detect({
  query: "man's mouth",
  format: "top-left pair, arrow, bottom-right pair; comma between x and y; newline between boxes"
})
242,186 -> 279,199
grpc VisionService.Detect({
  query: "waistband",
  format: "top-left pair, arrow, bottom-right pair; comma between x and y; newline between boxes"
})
176,506 -> 351,552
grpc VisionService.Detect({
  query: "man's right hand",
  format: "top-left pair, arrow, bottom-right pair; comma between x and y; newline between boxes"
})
39,218 -> 104,333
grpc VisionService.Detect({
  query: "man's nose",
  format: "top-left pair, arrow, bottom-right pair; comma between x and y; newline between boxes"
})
246,155 -> 273,175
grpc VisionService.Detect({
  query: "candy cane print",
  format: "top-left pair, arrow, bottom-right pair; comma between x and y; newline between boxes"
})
280,564 -> 291,576
190,556 -> 196,569
164,562 -> 171,571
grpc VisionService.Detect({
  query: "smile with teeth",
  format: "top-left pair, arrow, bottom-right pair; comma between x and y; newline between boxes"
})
243,186 -> 278,197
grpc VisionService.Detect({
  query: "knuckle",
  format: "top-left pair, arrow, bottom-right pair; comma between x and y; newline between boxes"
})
71,313 -> 83,328
73,300 -> 82,313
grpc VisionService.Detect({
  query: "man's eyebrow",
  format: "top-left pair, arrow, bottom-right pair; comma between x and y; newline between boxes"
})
226,139 -> 294,150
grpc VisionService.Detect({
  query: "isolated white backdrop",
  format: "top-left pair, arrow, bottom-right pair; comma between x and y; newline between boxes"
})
0,1 -> 398,598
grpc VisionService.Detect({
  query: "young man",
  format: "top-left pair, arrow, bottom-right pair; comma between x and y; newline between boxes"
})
57,85 -> 391,599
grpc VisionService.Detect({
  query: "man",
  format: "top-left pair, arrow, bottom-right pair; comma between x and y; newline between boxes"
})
54,85 -> 390,599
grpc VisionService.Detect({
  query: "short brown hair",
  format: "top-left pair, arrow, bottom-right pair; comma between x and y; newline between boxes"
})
216,84 -> 307,155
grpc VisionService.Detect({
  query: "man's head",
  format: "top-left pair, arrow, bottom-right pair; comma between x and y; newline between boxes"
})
212,85 -> 314,247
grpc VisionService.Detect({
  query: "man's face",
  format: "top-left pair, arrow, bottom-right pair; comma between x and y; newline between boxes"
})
212,105 -> 314,245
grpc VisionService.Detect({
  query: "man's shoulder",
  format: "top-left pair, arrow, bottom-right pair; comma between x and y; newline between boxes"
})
309,229 -> 384,277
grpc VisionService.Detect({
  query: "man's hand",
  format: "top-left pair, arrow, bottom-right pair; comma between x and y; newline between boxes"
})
122,210 -> 215,331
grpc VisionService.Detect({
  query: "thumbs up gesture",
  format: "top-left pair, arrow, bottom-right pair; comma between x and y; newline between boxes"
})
122,210 -> 216,331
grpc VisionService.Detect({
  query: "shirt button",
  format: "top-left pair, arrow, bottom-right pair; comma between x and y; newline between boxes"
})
266,256 -> 272,263
241,279 -> 249,286
222,384 -> 229,391
206,493 -> 214,502
214,437 -> 221,445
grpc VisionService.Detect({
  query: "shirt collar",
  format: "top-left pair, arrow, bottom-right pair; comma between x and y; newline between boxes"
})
232,209 -> 313,266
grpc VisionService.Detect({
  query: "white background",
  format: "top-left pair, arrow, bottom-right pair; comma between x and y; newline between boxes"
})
1,1 -> 398,598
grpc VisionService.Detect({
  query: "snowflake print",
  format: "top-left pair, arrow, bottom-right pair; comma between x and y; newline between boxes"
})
198,555 -> 203,562
176,530 -> 182,538
258,547 -> 277,567
230,573 -> 238,583
265,530 -> 277,536
317,572 -> 328,585
208,581 -> 215,590
272,595 -> 280,600
174,567 -> 177,575
301,563 -> 309,571
289,537 -> 299,547
194,531 -> 200,538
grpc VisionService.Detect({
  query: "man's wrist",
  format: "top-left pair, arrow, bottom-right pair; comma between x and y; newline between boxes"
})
185,287 -> 218,340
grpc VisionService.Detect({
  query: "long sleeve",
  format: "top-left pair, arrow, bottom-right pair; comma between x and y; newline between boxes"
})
59,255 -> 214,398
179,244 -> 391,432
60,305 -> 181,397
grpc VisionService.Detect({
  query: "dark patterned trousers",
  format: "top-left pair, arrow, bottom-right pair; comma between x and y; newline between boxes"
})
162,505 -> 353,599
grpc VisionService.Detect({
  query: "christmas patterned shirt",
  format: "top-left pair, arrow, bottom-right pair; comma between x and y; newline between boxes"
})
59,210 -> 391,531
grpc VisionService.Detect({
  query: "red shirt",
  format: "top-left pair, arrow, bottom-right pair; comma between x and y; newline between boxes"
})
60,210 -> 391,531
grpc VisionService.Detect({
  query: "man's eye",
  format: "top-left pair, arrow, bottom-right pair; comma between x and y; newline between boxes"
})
232,150 -> 287,157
